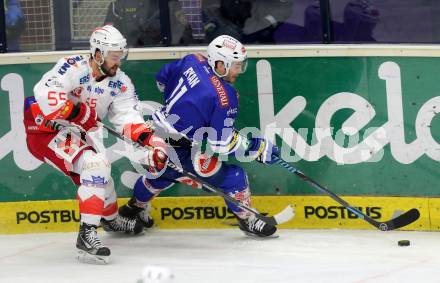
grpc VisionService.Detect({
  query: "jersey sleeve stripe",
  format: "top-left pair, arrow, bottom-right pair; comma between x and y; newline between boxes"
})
208,131 -> 243,155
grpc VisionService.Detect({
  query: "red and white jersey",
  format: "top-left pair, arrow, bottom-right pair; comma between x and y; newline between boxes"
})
33,54 -> 144,131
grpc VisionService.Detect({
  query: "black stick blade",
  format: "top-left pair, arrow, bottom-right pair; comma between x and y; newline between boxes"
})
378,208 -> 420,231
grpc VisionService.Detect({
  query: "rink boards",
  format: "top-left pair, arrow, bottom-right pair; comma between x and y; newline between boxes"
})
0,195 -> 439,234
1,46 -> 439,235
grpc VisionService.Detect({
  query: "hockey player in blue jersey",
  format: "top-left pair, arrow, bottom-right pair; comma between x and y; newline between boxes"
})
119,35 -> 280,237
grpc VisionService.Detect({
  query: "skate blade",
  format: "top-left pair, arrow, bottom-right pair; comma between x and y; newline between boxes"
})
242,231 -> 280,239
221,222 -> 239,227
103,230 -> 145,237
77,250 -> 110,265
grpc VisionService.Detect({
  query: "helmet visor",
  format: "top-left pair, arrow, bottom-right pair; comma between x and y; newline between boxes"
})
106,50 -> 128,63
231,57 -> 248,74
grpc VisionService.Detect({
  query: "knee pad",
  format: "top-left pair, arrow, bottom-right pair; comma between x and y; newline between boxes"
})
77,151 -> 111,187
219,165 -> 248,194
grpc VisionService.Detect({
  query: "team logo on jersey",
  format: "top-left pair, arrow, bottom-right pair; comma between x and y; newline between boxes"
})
209,75 -> 229,108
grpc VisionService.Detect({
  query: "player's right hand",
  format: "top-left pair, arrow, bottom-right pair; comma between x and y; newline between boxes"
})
69,102 -> 98,132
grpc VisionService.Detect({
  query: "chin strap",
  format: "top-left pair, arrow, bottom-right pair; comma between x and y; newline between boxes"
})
91,55 -> 107,77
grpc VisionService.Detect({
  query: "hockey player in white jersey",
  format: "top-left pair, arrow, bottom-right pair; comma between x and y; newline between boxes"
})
23,25 -> 168,264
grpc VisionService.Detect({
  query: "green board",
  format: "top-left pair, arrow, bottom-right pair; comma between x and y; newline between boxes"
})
0,56 -> 439,201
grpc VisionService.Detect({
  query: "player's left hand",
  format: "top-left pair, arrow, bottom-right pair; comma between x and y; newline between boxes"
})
142,135 -> 168,172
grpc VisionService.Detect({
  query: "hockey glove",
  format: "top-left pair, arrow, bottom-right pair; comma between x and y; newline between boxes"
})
247,137 -> 280,165
123,123 -> 169,171
67,102 -> 98,132
143,136 -> 168,172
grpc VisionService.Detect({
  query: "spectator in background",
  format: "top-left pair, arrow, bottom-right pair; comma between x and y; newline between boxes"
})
303,0 -> 322,41
174,0 -> 293,45
274,0 -> 379,43
104,0 -> 162,47
5,0 -> 26,52
305,0 -> 380,42
273,0 -> 321,43
242,0 -> 293,44
300,0 -> 380,42
174,0 -> 240,45
203,0 -> 252,42
342,0 -> 380,42
178,0 -> 205,41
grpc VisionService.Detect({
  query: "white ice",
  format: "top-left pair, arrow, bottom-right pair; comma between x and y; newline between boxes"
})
1,229 -> 439,283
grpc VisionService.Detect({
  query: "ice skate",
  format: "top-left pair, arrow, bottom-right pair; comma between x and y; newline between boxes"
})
235,213 -> 277,238
76,223 -> 110,264
101,214 -> 144,234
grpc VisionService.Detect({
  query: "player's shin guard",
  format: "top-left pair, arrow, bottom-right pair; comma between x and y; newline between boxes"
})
102,178 -> 118,220
76,151 -> 110,226
77,185 -> 106,226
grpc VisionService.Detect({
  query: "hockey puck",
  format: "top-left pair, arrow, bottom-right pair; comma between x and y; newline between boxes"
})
398,240 -> 410,246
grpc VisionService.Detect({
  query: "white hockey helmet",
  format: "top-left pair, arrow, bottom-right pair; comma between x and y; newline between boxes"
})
207,35 -> 248,77
89,25 -> 128,61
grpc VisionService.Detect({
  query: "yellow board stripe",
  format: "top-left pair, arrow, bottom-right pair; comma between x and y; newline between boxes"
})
0,196 -> 435,234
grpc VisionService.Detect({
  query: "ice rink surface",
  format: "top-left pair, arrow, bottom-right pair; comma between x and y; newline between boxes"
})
1,229 -> 439,283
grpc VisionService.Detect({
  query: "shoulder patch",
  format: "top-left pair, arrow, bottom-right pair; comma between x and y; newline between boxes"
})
209,75 -> 229,108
